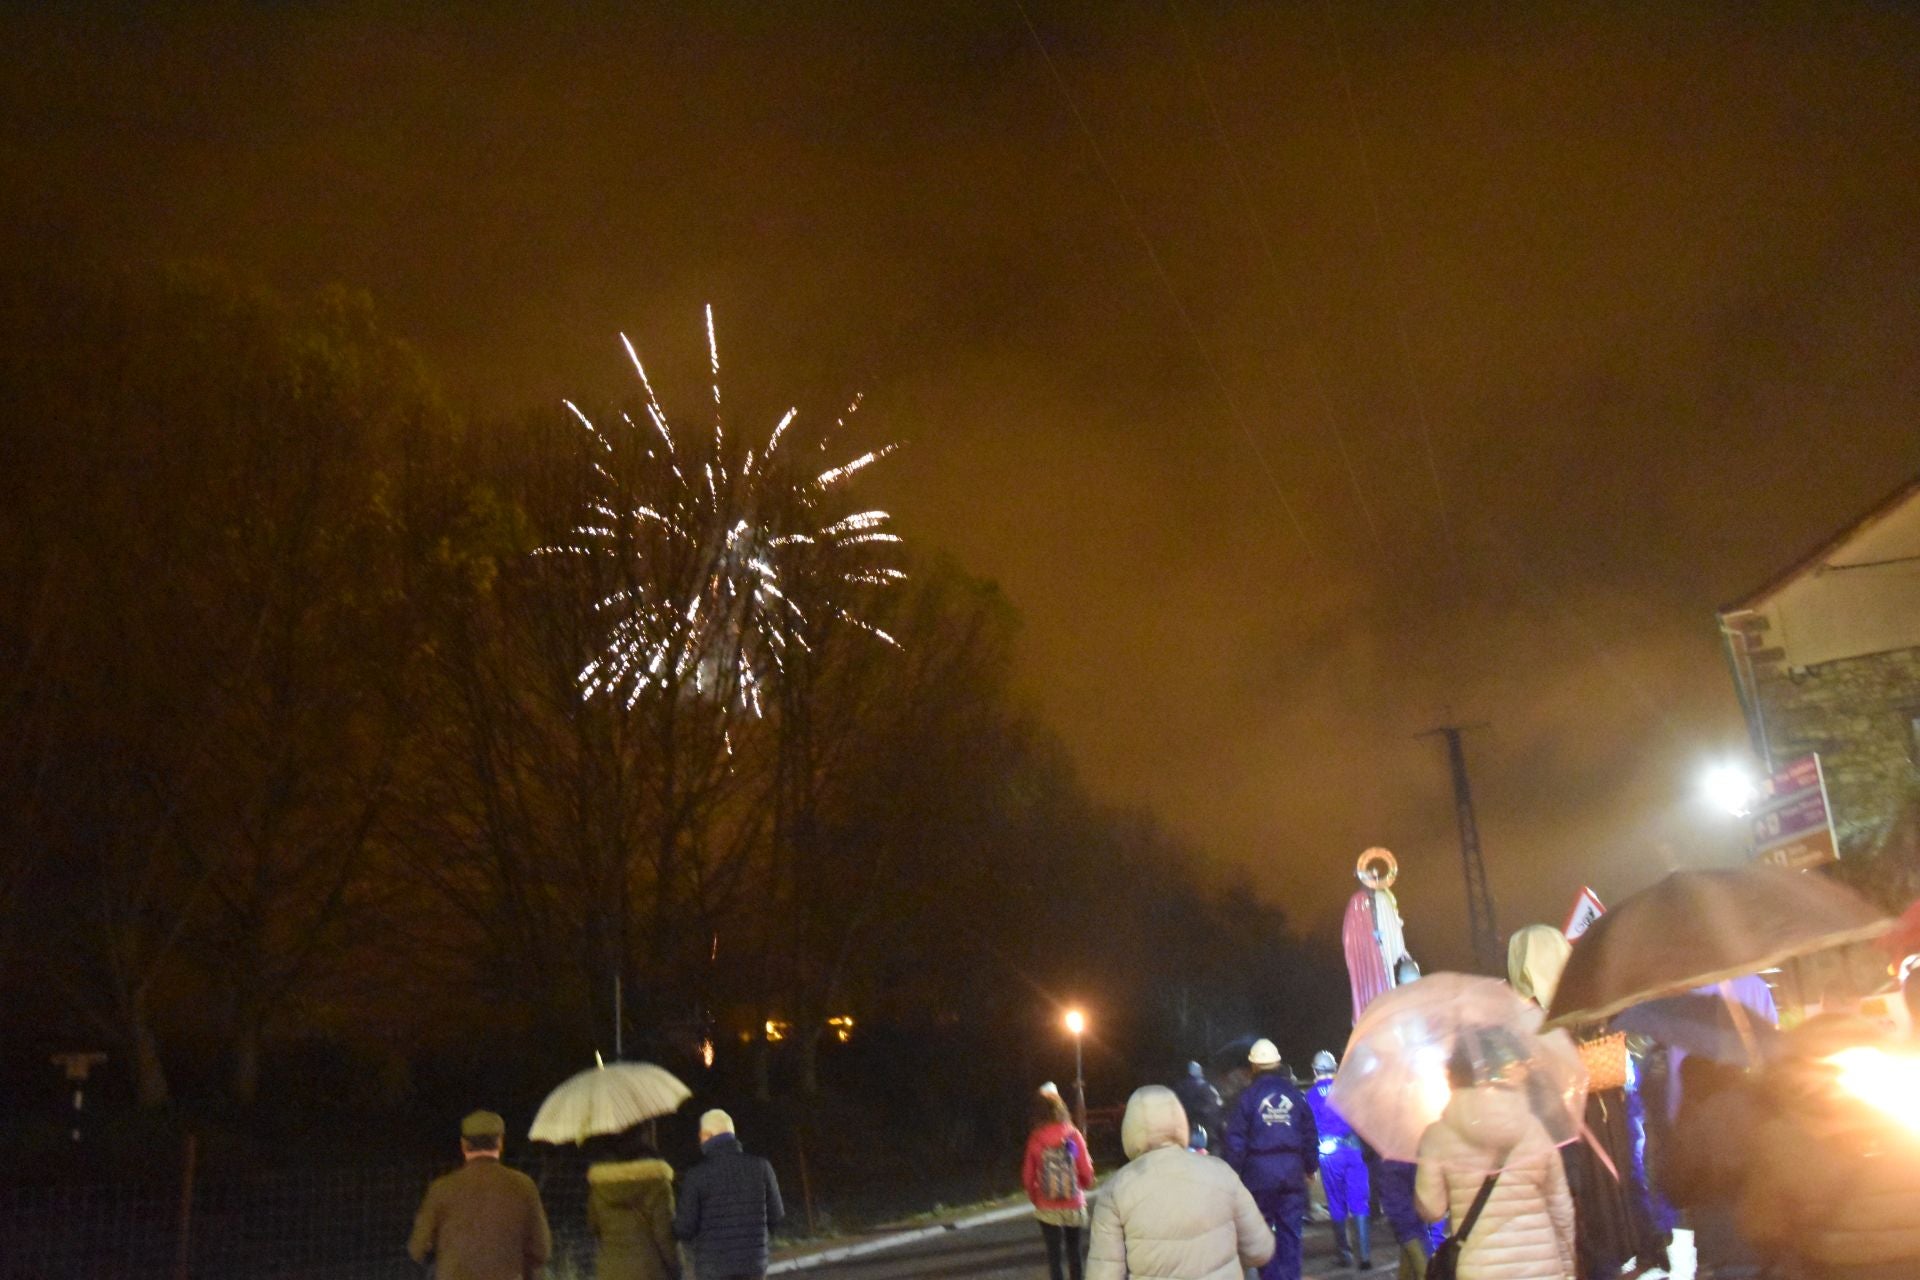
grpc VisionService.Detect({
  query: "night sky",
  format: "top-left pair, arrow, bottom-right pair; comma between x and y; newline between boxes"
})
7,2 -> 1919,965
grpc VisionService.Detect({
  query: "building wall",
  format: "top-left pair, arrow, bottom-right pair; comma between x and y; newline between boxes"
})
1762,555 -> 1920,670
1749,487 -> 1920,669
1752,646 -> 1920,853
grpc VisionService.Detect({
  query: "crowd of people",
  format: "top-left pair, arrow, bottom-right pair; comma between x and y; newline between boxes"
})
401,927 -> 1920,1280
1018,927 -> 1920,1280
407,1106 -> 782,1280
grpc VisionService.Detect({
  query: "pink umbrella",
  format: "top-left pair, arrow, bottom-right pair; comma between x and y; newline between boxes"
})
1328,973 -> 1588,1169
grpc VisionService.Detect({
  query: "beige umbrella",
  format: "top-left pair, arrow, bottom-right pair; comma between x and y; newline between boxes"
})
529,1055 -> 692,1145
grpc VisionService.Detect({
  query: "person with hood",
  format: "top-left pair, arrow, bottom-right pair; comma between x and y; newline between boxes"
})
1087,1085 -> 1274,1280
1736,1014 -> 1920,1279
588,1128 -> 682,1280
1414,1030 -> 1575,1280
1023,1084 -> 1098,1280
1223,1038 -> 1318,1280
1509,923 -> 1658,1279
1376,1159 -> 1444,1280
1174,1061 -> 1224,1151
673,1109 -> 784,1280
1307,1050 -> 1371,1270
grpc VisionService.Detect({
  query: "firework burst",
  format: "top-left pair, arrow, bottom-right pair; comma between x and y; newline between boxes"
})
540,308 -> 904,715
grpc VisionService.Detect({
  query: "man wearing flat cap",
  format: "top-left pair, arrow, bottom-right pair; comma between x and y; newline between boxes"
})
408,1110 -> 552,1279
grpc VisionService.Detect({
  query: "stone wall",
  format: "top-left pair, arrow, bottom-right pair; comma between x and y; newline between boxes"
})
1753,646 -> 1920,853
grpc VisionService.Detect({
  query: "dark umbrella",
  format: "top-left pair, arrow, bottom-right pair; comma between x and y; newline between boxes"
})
1879,897 -> 1920,962
1545,866 -> 1890,1028
1611,992 -> 1781,1064
1210,1034 -> 1263,1070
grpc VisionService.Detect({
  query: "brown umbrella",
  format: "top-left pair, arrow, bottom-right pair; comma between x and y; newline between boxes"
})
1544,865 -> 1891,1028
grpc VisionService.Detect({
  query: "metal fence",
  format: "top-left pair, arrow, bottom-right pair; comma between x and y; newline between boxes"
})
2,1160 -> 596,1280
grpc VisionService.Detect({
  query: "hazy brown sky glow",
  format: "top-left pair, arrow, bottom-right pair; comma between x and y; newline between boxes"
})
7,2 -> 1919,965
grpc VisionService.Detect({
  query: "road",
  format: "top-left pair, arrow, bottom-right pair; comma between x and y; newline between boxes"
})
790,1211 -> 1365,1280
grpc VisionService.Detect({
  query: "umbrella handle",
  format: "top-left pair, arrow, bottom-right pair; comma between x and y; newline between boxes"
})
1579,1119 -> 1620,1182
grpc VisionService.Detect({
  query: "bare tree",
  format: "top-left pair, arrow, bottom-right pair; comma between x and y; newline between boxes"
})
0,266 -> 457,1103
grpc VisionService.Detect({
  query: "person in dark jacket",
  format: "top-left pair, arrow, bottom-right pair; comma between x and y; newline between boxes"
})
1736,1016 -> 1920,1280
1306,1050 -> 1370,1270
407,1109 -> 552,1280
673,1109 -> 785,1280
1660,1055 -> 1764,1278
1224,1038 -> 1318,1280
1173,1061 -> 1223,1151
589,1128 -> 682,1280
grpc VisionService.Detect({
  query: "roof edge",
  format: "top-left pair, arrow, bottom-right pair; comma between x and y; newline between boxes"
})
1717,474 -> 1920,615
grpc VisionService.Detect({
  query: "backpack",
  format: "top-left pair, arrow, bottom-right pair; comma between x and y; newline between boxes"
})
1038,1138 -> 1079,1201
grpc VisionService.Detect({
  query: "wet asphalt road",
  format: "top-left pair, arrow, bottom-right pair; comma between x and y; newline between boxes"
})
791,1211 -> 1363,1280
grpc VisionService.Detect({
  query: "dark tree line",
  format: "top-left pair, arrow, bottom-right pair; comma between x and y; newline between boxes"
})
0,265 -> 1345,1148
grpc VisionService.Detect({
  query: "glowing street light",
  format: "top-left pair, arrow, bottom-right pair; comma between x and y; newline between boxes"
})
1064,1008 -> 1087,1132
1703,761 -> 1761,817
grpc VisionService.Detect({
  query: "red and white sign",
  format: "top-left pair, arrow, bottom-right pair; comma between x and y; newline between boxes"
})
1564,886 -> 1606,940
1751,754 -> 1839,870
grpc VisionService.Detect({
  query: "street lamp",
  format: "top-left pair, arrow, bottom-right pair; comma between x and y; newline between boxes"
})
1702,761 -> 1760,817
1063,1008 -> 1087,1132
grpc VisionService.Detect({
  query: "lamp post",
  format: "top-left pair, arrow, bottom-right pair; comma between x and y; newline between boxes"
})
1063,1008 -> 1087,1132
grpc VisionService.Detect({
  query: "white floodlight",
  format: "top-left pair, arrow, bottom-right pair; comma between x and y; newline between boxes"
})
1703,762 -> 1760,817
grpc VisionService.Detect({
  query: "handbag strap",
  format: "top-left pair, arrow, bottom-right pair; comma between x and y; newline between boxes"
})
1456,1171 -> 1501,1242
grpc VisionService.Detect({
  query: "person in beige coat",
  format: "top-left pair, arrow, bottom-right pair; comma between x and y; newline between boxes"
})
1087,1085 -> 1274,1280
1415,1041 -> 1575,1280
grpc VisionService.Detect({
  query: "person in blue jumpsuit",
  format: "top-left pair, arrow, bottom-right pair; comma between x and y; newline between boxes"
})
1375,1159 -> 1444,1280
1225,1038 -> 1318,1280
1307,1050 -> 1372,1270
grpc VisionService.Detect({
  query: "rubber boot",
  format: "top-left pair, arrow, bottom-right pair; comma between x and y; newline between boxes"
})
1332,1218 -> 1353,1268
1352,1216 -> 1372,1271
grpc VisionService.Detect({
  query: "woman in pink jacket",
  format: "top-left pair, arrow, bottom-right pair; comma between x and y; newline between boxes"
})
1415,1033 -> 1576,1280
1024,1084 -> 1097,1280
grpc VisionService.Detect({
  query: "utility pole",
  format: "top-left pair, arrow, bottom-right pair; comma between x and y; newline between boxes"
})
1420,723 -> 1501,974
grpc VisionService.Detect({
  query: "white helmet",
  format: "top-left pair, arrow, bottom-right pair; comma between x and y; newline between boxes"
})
1312,1050 -> 1337,1076
1247,1038 -> 1282,1067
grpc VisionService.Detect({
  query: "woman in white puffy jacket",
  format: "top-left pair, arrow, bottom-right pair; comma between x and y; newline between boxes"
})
1415,1039 -> 1576,1280
1087,1085 -> 1274,1280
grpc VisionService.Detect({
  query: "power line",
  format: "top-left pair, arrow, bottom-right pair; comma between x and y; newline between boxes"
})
1475,513 -> 1685,742
1165,0 -> 1388,560
1012,0 -> 1316,558
1317,8 -> 1693,750
1322,0 -> 1463,578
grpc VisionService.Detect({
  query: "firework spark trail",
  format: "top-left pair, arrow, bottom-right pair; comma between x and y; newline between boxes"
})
542,311 -> 905,714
